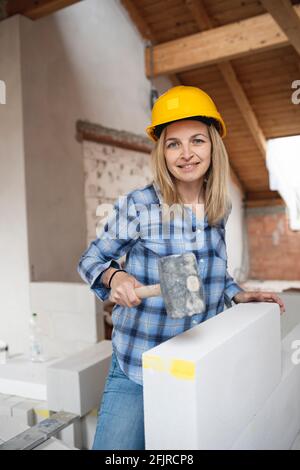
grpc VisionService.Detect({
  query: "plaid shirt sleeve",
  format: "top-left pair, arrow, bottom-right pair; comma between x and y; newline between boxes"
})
77,194 -> 139,301
224,270 -> 244,303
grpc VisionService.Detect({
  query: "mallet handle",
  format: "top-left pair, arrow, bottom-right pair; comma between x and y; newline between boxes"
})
135,284 -> 161,298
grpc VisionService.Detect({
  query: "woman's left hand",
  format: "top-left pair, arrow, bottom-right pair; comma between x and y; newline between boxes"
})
233,291 -> 286,315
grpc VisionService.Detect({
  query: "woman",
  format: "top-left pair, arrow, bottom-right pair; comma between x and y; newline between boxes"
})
77,86 -> 285,450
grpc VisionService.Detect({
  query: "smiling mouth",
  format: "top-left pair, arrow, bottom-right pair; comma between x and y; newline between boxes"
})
177,162 -> 200,168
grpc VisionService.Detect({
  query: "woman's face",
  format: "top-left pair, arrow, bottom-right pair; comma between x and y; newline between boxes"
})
164,120 -> 212,184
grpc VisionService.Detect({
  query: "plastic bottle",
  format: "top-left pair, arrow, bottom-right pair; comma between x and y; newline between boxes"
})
0,340 -> 9,364
29,313 -> 44,362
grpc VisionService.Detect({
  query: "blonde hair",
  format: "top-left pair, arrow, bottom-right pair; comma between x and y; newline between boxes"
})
151,123 -> 231,226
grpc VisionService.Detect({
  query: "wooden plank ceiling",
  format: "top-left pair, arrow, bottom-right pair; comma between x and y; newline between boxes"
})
121,0 -> 300,208
0,0 -> 81,20
2,0 -> 299,208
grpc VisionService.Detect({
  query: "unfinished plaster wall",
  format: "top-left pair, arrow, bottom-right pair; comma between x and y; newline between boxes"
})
246,206 -> 300,280
0,16 -> 31,354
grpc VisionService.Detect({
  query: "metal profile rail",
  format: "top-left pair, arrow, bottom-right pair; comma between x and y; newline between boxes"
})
0,411 -> 79,450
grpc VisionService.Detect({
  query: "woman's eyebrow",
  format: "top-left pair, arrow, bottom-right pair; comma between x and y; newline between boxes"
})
191,133 -> 208,138
165,133 -> 208,142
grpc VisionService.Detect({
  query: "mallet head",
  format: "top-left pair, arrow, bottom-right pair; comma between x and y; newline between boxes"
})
158,252 -> 205,319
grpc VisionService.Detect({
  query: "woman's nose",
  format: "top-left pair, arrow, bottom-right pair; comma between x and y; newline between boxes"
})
181,144 -> 193,160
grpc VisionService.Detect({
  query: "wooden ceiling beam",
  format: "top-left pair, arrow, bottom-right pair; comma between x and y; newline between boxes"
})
120,0 -> 155,42
121,0 -> 181,87
246,198 -> 284,208
145,4 -> 300,77
246,190 -> 282,201
219,62 -> 267,157
261,0 -> 300,56
6,0 -> 80,20
184,0 -> 212,30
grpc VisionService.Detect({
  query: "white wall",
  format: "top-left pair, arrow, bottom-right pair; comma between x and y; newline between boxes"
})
0,16 -> 31,354
227,181 -> 248,283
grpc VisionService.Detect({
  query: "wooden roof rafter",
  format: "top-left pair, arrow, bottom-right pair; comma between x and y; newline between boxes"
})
246,190 -> 283,208
2,0 -> 81,20
120,0 -> 155,42
145,4 -> 300,77
261,0 -> 300,56
120,0 -> 180,87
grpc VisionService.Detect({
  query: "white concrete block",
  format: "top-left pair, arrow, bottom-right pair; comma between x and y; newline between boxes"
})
81,409 -> 98,450
0,393 -> 10,400
0,354 -> 59,400
280,292 -> 300,338
0,394 -> 11,415
57,419 -> 83,449
0,396 -> 25,416
30,282 -> 102,343
291,431 -> 300,450
11,400 -> 36,426
143,303 -> 282,450
0,416 -> 29,441
231,323 -> 300,450
47,341 -> 112,417
29,282 -> 105,354
34,437 -> 77,450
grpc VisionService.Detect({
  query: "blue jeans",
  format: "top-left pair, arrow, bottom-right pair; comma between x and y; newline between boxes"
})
92,352 -> 145,450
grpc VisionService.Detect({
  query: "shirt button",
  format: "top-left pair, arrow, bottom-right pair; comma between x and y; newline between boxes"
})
200,258 -> 204,263
197,228 -> 202,232
192,320 -> 197,325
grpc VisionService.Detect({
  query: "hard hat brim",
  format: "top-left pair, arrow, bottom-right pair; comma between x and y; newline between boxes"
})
146,115 -> 226,142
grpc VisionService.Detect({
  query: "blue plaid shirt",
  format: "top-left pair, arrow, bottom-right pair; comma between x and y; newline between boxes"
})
77,182 -> 244,385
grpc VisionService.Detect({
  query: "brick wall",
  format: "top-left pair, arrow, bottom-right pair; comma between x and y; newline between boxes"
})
246,206 -> 300,280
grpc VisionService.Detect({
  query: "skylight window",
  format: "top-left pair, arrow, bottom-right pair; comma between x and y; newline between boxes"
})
266,135 -> 300,231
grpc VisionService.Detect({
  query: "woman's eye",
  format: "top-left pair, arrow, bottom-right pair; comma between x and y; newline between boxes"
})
192,138 -> 204,144
166,141 -> 179,149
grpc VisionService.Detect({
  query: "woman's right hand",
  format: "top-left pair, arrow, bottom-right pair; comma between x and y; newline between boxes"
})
109,271 -> 143,307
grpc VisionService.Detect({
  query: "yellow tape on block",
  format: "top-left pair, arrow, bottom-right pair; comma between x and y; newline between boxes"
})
170,359 -> 195,381
143,355 -> 165,372
143,355 -> 196,381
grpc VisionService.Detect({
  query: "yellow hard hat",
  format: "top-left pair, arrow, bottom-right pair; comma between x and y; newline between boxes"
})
146,85 -> 226,141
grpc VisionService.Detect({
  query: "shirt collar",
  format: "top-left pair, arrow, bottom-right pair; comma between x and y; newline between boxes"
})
152,180 -> 208,226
